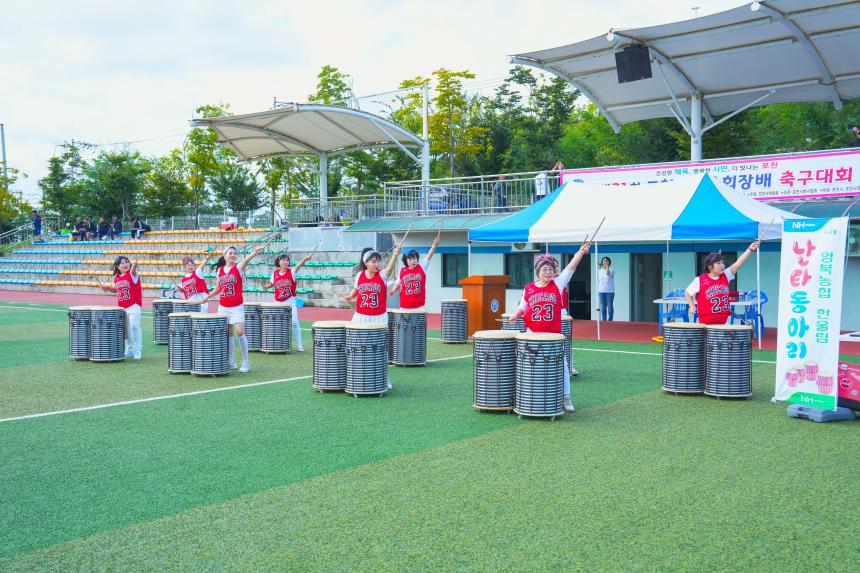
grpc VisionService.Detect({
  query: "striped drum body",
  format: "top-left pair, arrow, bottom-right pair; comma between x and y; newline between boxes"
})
386,312 -> 396,363
152,299 -> 174,344
190,313 -> 229,376
261,303 -> 292,353
345,323 -> 388,396
167,312 -> 193,374
244,302 -> 263,351
312,321 -> 348,391
500,313 -> 527,333
391,309 -> 427,366
89,306 -> 126,362
473,330 -> 517,411
705,324 -> 753,398
441,299 -> 468,343
662,323 -> 706,394
514,332 -> 565,419
68,306 -> 92,360
172,301 -> 202,314
561,315 -> 574,375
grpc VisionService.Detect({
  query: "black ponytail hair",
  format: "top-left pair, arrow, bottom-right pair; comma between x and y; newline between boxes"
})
401,249 -> 420,266
354,247 -> 381,274
211,256 -> 227,270
111,256 -> 130,276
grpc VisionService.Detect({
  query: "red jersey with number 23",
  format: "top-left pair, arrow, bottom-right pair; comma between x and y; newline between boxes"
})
398,265 -> 426,308
114,272 -> 142,308
696,272 -> 730,325
523,281 -> 562,334
272,269 -> 296,302
181,271 -> 208,299
217,265 -> 244,307
355,271 -> 386,316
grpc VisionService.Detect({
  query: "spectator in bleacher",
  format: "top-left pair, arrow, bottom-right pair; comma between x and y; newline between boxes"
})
84,216 -> 96,241
851,125 -> 860,147
108,215 -> 122,240
130,217 -> 150,239
96,217 -> 110,240
72,217 -> 87,241
32,210 -> 43,243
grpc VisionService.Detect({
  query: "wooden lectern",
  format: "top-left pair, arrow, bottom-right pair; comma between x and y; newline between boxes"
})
458,275 -> 509,336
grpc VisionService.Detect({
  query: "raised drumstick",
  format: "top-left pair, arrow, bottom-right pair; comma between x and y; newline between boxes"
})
586,217 -> 606,243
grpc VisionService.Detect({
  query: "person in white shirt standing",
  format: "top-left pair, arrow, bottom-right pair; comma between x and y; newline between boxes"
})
597,256 -> 615,321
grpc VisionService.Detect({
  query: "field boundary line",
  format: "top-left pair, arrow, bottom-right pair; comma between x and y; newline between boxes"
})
573,346 -> 776,364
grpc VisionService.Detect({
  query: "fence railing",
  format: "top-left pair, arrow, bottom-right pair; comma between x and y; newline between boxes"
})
284,196 -> 385,226
143,211 -> 281,231
382,170 -> 561,217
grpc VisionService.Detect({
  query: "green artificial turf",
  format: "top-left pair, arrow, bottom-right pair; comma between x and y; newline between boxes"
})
1,302 -> 858,572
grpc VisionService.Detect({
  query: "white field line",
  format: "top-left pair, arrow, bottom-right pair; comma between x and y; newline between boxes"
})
571,346 -> 777,364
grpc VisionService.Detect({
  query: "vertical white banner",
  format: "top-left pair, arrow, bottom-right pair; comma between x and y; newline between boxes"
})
775,218 -> 848,410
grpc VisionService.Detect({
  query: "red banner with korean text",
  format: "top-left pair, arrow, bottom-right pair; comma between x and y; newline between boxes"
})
775,218 -> 849,409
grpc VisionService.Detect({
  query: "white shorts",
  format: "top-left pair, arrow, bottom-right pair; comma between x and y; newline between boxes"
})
185,293 -> 207,303
123,304 -> 142,319
218,304 -> 245,325
350,311 -> 388,325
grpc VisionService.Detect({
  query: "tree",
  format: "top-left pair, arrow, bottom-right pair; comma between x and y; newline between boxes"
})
308,65 -> 353,106
0,166 -> 30,232
211,164 -> 264,212
184,103 -> 234,221
142,149 -> 194,219
78,150 -> 149,220
37,143 -> 84,226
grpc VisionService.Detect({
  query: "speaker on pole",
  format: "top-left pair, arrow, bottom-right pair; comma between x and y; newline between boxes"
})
615,45 -> 652,84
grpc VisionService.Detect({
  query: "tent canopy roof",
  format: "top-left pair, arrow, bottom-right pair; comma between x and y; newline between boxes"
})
191,104 -> 424,162
468,174 -> 799,243
511,0 -> 860,132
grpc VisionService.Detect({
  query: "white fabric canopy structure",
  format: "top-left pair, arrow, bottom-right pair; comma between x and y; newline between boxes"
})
191,104 -> 429,204
511,0 -> 860,160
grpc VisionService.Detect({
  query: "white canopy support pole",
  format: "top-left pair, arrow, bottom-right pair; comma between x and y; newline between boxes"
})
319,152 -> 329,208
545,242 -> 549,254
756,248 -> 762,350
666,240 -> 671,293
691,92 -> 703,162
595,241 -> 601,341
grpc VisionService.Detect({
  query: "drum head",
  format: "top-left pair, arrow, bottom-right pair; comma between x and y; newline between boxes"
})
515,332 -> 564,342
188,312 -> 227,319
561,315 -> 572,322
244,302 -> 262,307
473,329 -> 517,339
441,298 -> 467,303
260,302 -> 290,308
153,298 -> 175,304
664,322 -> 706,330
88,305 -> 120,311
396,308 -> 426,314
168,312 -> 194,318
69,305 -> 94,311
706,324 -> 752,331
312,320 -> 349,329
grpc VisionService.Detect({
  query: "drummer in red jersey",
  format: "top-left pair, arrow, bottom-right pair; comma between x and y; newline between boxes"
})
389,234 -> 439,310
684,240 -> 760,325
199,244 -> 264,373
177,254 -> 211,304
97,255 -> 144,360
261,251 -> 313,352
509,242 -> 591,413
345,245 -> 400,390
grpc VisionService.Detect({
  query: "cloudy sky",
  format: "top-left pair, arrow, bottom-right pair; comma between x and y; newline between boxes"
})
0,0 -> 744,203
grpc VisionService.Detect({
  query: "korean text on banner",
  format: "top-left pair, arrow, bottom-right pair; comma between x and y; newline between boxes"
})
775,218 -> 848,410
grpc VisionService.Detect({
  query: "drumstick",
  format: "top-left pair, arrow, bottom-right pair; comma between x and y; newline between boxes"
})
398,222 -> 415,247
758,218 -> 776,241
586,217 -> 606,243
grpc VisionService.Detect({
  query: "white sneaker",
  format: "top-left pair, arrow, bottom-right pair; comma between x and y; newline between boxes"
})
386,379 -> 393,391
124,348 -> 134,358
134,353 -> 142,360
563,395 -> 575,413
239,362 -> 250,373
230,362 -> 238,370
570,367 -> 579,377
296,346 -> 305,352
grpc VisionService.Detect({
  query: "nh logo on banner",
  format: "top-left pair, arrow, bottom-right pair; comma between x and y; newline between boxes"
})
775,218 -> 848,410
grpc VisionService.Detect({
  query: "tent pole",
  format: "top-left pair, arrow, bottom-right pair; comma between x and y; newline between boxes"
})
595,241 -> 601,341
545,242 -> 549,255
467,240 -> 472,276
756,248 -> 762,350
666,240 -> 671,292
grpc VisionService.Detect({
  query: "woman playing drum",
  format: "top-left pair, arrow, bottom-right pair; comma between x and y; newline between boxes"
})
684,241 -> 760,325
389,234 -> 440,310
97,256 -> 143,360
261,251 -> 313,352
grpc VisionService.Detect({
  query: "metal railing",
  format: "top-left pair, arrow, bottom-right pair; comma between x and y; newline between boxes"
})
383,170 -> 561,217
284,195 -> 385,226
143,211 -> 281,231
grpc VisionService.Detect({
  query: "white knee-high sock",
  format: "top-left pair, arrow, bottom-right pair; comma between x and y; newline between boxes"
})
133,323 -> 142,353
239,334 -> 249,363
228,335 -> 235,365
563,359 -> 571,395
292,309 -> 303,350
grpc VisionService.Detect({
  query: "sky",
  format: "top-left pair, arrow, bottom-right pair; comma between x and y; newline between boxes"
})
0,0 -> 745,204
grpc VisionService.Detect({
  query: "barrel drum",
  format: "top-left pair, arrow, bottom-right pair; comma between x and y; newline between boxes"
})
190,313 -> 230,376
89,307 -> 126,362
312,321 -> 348,391
662,323 -> 707,394
345,323 -> 388,396
514,332 -> 565,419
244,302 -> 263,351
68,306 -> 92,360
441,299 -> 468,343
261,303 -> 292,353
391,309 -> 427,366
152,298 -> 174,344
704,324 -> 753,398
473,330 -> 517,411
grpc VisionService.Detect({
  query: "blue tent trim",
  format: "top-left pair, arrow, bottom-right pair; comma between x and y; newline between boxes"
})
468,183 -> 566,242
671,176 -> 759,239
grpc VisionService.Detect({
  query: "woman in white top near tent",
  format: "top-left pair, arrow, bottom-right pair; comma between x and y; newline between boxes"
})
684,241 -> 760,325
597,256 -> 615,321
509,242 -> 591,413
